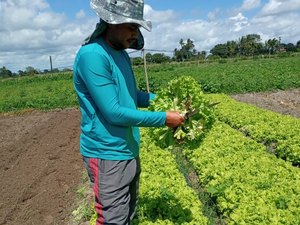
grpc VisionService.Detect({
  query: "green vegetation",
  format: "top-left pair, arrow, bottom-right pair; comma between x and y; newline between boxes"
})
1,56 -> 299,113
2,61 -> 299,224
70,171 -> 94,224
147,76 -> 300,224
133,129 -> 209,224
149,76 -> 216,148
207,94 -> 300,165
0,72 -> 77,112
135,55 -> 300,94
88,129 -> 211,225
2,34 -> 300,79
185,122 -> 300,224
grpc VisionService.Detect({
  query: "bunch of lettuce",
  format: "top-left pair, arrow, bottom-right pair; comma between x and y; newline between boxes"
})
149,76 -> 216,148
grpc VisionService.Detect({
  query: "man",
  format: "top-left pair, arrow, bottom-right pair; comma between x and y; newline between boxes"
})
73,0 -> 185,224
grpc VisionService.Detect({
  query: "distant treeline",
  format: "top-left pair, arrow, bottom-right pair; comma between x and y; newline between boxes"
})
132,33 -> 300,65
0,66 -> 72,79
1,33 -> 300,78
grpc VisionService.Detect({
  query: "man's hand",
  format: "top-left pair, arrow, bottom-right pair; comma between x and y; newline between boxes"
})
165,111 -> 185,128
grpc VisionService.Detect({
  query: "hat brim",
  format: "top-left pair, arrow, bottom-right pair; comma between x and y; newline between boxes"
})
82,20 -> 145,50
90,1 -> 152,32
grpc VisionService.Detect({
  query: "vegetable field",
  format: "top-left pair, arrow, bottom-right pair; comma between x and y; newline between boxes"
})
1,56 -> 300,225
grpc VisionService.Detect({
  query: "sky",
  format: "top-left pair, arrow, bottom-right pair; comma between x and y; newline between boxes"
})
1,0 -> 300,72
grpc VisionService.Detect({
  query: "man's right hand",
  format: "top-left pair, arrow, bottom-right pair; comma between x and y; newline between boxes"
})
165,111 -> 185,128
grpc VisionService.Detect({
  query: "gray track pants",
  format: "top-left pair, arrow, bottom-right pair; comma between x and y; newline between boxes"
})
83,156 -> 141,225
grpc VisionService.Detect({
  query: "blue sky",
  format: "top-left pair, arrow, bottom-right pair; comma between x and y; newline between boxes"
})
1,0 -> 300,72
48,0 -> 263,22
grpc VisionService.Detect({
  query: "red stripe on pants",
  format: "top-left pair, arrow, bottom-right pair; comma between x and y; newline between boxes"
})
90,158 -> 104,225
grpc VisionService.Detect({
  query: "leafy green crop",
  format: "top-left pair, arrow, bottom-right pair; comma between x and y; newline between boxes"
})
149,76 -> 216,148
186,122 -> 300,224
0,72 -> 78,113
134,56 -> 300,94
131,129 -> 209,225
207,94 -> 300,165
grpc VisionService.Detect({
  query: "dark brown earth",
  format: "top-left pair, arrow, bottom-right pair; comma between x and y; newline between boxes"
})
0,89 -> 299,225
0,109 -> 83,225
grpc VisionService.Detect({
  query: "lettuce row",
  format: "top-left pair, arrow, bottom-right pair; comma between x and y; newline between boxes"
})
185,122 -> 300,225
207,94 -> 300,165
132,129 -> 209,225
89,129 -> 209,225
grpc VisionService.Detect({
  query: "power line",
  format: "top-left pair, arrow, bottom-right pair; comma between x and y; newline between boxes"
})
127,50 -> 141,55
144,49 -> 174,53
127,48 -> 174,55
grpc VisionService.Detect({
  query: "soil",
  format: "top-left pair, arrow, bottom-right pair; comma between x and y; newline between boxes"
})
0,109 -> 83,225
0,89 -> 299,225
231,88 -> 300,118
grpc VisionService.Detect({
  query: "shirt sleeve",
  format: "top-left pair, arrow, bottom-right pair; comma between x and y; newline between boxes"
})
77,51 -> 166,127
137,91 -> 156,108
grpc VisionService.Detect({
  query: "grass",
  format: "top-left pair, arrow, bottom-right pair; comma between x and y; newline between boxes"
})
69,171 -> 95,225
1,56 -> 299,113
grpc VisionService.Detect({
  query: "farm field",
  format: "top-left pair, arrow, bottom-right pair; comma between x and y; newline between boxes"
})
1,89 -> 299,225
1,57 -> 300,224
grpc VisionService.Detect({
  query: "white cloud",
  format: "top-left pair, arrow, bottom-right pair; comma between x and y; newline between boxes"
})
144,19 -> 231,54
76,9 -> 86,19
260,0 -> 300,16
1,0 -> 300,72
144,4 -> 177,23
229,13 -> 250,32
241,0 -> 261,11
251,12 -> 300,42
207,9 -> 221,21
0,0 -> 96,72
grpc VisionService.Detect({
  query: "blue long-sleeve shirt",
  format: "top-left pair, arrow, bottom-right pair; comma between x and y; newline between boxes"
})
73,37 -> 166,160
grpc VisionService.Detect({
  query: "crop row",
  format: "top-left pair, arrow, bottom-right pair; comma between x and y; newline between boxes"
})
184,121 -> 300,224
207,94 -> 300,165
88,129 -> 209,225
134,56 -> 300,94
0,74 -> 77,112
131,129 -> 209,225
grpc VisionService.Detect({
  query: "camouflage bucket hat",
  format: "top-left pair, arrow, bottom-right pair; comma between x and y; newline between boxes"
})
83,0 -> 152,50
91,0 -> 151,31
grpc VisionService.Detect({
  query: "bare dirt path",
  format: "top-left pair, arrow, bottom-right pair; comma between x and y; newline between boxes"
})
0,89 -> 299,225
231,88 -> 300,118
0,109 -> 83,225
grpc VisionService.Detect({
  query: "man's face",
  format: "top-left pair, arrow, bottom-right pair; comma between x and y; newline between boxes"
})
106,23 -> 140,50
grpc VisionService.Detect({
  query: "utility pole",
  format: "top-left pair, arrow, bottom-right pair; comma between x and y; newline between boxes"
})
49,56 -> 53,71
142,49 -> 150,93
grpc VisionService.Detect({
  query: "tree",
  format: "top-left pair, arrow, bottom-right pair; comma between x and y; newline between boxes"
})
143,53 -> 170,64
0,66 -> 12,78
145,52 -> 153,63
62,68 -> 72,72
285,43 -> 297,52
174,38 -> 197,61
238,34 -> 262,56
226,40 -> 238,57
265,38 -> 280,55
52,68 -> 60,73
196,51 -> 206,61
131,57 -> 143,66
151,53 -> 170,64
210,44 -> 228,57
25,66 -> 38,76
18,70 -> 26,76
296,40 -> 300,51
